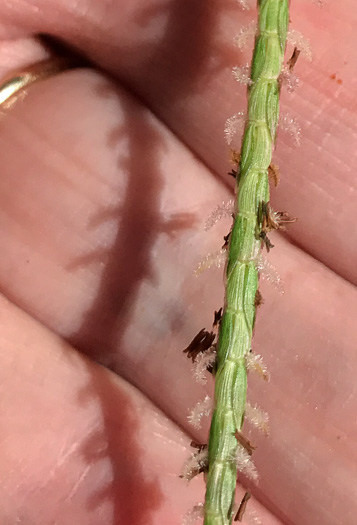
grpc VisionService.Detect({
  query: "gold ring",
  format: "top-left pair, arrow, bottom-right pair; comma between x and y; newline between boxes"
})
0,57 -> 82,109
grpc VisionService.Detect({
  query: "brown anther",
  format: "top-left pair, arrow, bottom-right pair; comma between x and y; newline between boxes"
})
268,163 -> 280,187
230,149 -> 241,165
234,492 -> 251,522
254,289 -> 264,307
259,231 -> 274,252
229,149 -> 241,179
260,201 -> 296,233
190,441 -> 207,453
222,231 -> 231,249
234,430 -> 256,456
287,47 -> 301,72
179,448 -> 208,481
213,308 -> 223,327
183,329 -> 216,362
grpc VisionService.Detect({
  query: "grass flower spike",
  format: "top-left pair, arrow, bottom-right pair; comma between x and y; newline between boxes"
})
203,1 -> 290,523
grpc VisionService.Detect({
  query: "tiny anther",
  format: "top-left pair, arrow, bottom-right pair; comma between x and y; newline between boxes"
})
213,308 -> 223,327
287,47 -> 301,71
259,231 -> 274,252
260,201 -> 296,232
183,329 -> 216,362
268,163 -> 280,186
234,492 -> 251,522
222,230 -> 232,249
190,441 -> 208,453
254,289 -> 264,307
234,430 -> 256,456
229,149 -> 241,179
230,149 -> 241,165
180,448 -> 209,481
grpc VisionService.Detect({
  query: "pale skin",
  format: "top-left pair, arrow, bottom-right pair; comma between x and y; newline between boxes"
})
0,1 -> 356,524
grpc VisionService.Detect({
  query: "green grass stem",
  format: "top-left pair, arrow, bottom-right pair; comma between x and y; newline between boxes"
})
204,1 -> 289,523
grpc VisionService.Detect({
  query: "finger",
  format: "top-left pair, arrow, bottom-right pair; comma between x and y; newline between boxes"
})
0,68 -> 356,523
0,36 -> 50,77
0,290 -> 202,525
0,291 -> 283,525
0,1 -> 356,283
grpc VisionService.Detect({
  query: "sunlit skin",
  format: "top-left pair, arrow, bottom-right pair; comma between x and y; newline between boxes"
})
0,1 -> 356,524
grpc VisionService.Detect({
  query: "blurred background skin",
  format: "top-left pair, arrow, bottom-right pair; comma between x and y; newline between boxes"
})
0,1 -> 356,524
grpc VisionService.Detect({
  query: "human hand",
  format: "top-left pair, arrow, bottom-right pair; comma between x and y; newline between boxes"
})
0,1 -> 356,524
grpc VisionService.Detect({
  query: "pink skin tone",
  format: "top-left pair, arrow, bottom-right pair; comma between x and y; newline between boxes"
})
0,1 -> 356,524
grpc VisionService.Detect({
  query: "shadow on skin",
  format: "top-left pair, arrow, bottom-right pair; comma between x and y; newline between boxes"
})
66,79 -> 196,370
77,361 -> 164,525
66,0 -> 242,369
62,2 -> 244,521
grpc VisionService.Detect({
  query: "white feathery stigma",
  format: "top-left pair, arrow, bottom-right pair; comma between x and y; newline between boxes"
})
235,446 -> 259,482
245,402 -> 270,435
195,249 -> 227,276
287,29 -> 312,61
204,199 -> 235,231
232,65 -> 252,86
224,112 -> 245,145
256,254 -> 284,293
246,352 -> 270,381
181,448 -> 209,482
234,21 -> 257,50
193,347 -> 216,385
280,112 -> 302,147
188,396 -> 213,429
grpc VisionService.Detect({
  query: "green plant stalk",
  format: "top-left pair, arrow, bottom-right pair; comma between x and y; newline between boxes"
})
204,1 -> 289,523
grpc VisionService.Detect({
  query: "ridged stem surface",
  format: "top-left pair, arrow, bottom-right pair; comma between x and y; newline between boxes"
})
204,1 -> 289,523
